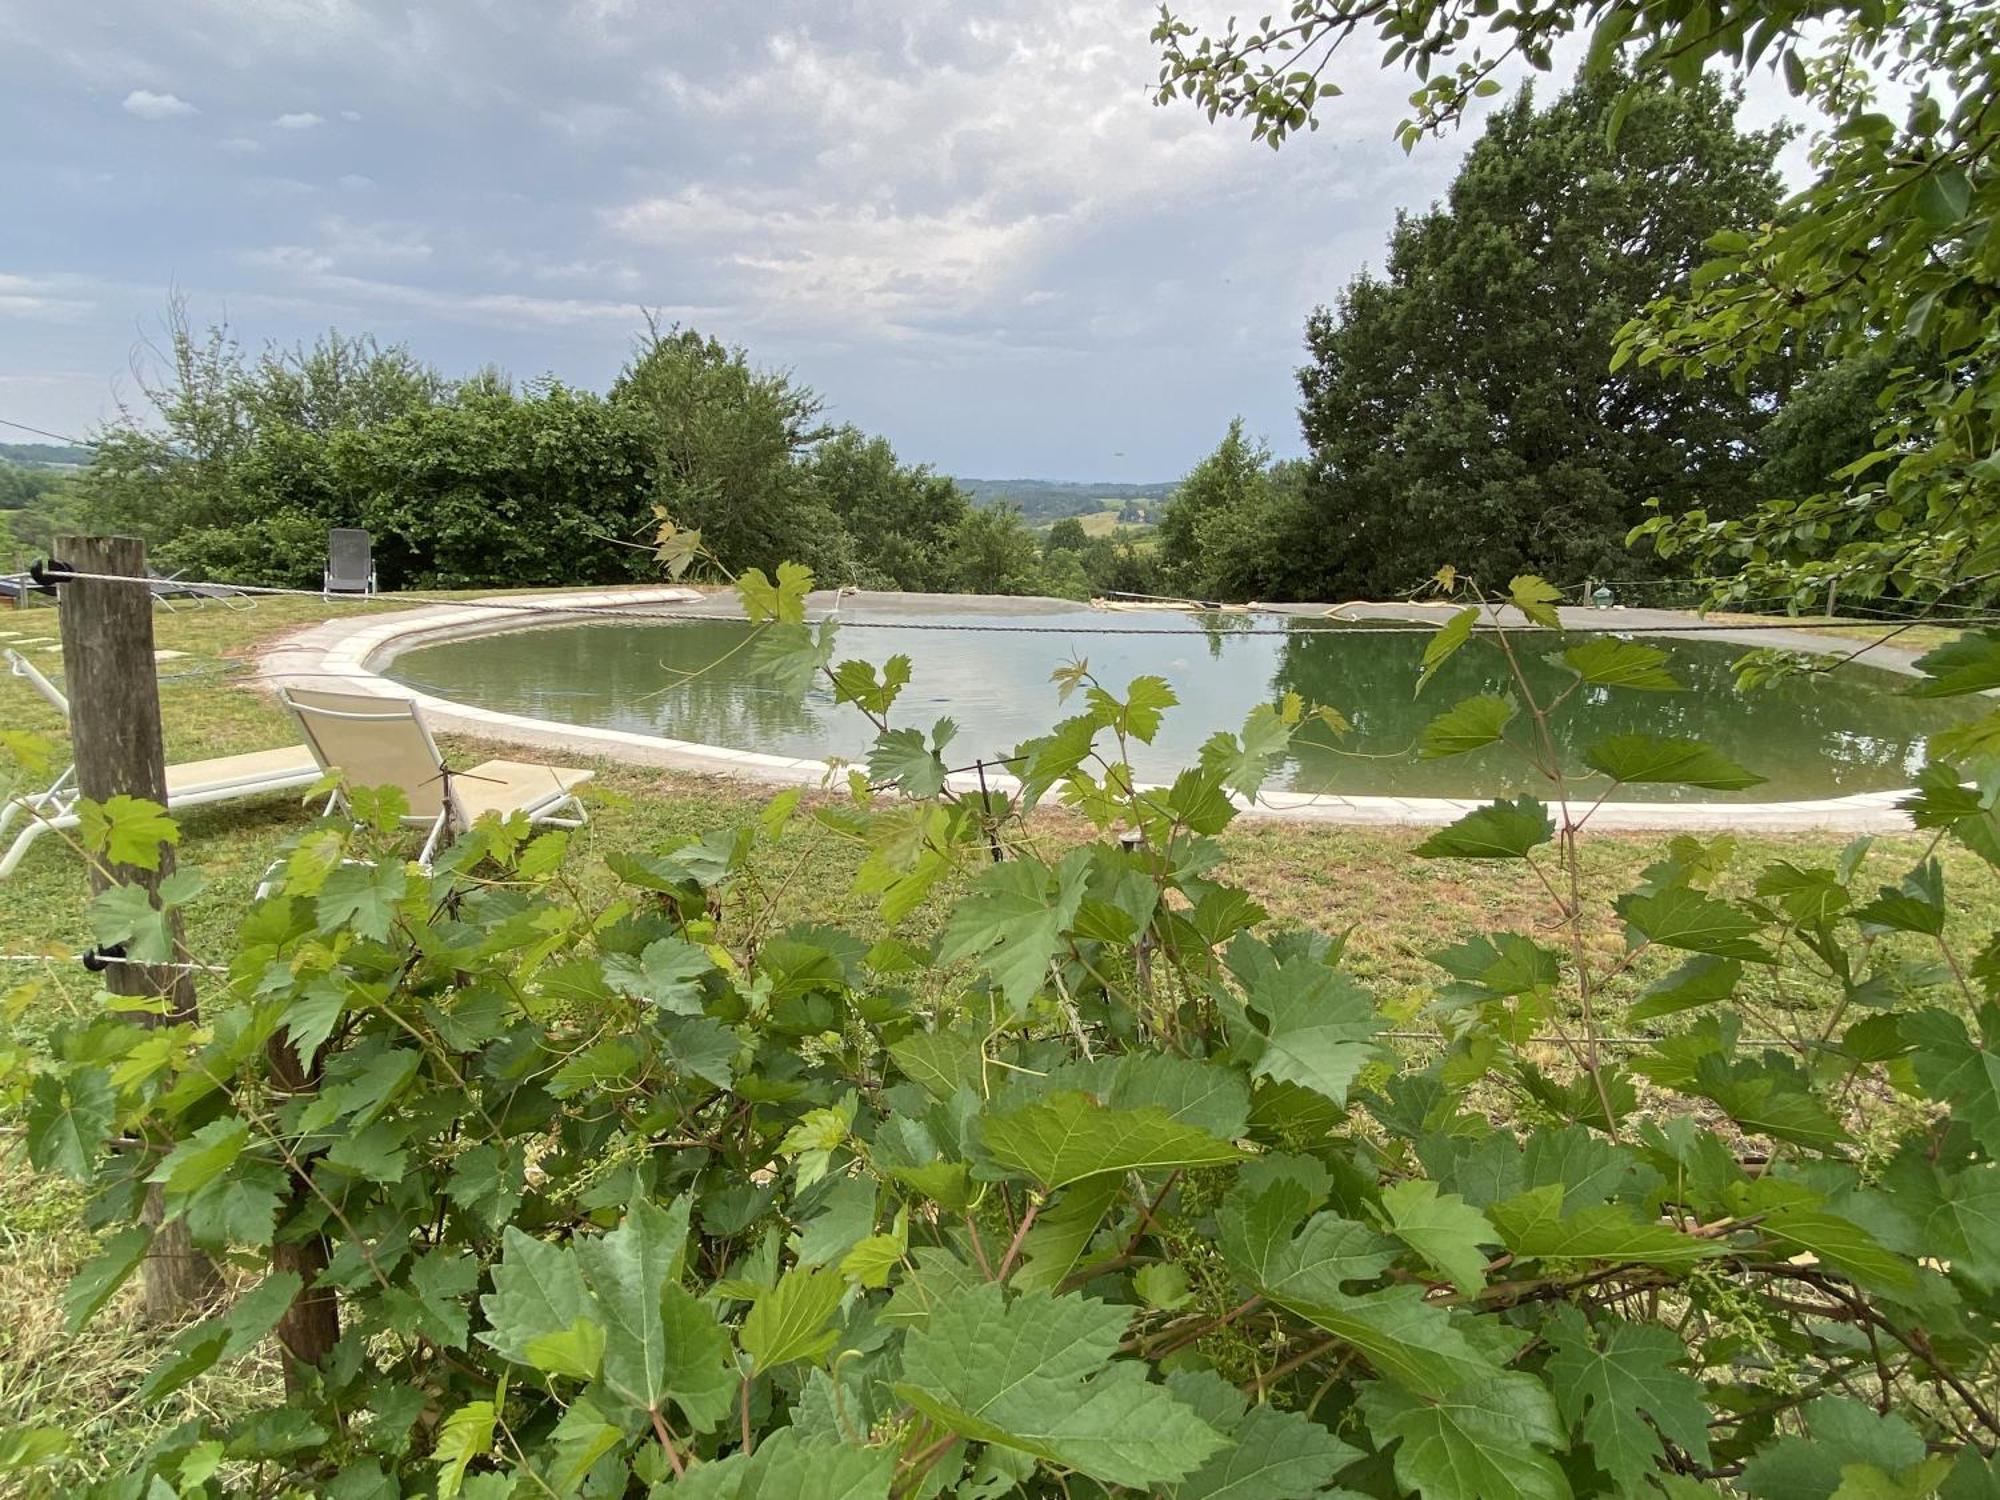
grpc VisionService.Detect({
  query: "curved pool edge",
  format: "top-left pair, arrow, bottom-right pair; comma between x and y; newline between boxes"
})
253,589 -> 1922,835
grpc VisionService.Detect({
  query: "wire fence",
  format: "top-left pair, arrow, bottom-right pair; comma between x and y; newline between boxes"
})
0,950 -> 1809,1051
24,566 -> 2000,639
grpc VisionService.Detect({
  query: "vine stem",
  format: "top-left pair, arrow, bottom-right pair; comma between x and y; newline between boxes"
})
740,1375 -> 754,1456
963,1214 -> 995,1279
1248,1335 -> 1340,1396
892,1430 -> 964,1500
995,1196 -> 1042,1283
649,1409 -> 686,1479
1120,1170 -> 1182,1259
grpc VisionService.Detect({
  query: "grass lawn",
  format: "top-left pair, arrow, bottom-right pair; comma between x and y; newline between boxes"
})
2,588 -> 1994,1489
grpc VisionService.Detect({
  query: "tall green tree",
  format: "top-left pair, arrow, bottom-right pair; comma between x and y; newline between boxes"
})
1157,418 -> 1315,600
1287,76 -> 1787,599
1155,0 -> 2000,613
810,426 -> 968,591
613,322 -> 851,580
78,307 -> 446,585
947,504 -> 1044,594
342,382 -> 658,589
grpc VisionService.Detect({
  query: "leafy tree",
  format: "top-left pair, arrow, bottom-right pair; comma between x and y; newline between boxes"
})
1079,536 -> 1166,597
1285,76 -> 1788,600
1042,517 -> 1089,557
0,461 -> 79,563
342,381 -> 660,589
77,308 -> 447,586
613,320 -> 852,581
1750,347 -> 1909,506
810,426 -> 969,591
1037,545 -> 1093,600
1157,418 -> 1316,600
1154,0 -> 2000,617
948,503 -> 1045,594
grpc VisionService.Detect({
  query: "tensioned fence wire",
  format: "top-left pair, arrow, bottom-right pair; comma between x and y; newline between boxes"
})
24,567 -> 2000,637
0,951 -> 1812,1051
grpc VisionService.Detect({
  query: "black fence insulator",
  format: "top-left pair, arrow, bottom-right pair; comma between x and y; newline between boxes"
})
81,943 -> 127,973
28,558 -> 72,596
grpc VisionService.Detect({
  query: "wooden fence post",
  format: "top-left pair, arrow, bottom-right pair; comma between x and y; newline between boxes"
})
54,534 -> 220,1319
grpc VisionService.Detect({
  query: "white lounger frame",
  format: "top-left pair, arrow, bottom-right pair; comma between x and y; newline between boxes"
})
277,689 -> 588,869
0,650 -> 322,877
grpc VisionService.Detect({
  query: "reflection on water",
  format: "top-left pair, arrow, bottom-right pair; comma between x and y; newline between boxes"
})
385,609 -> 1981,802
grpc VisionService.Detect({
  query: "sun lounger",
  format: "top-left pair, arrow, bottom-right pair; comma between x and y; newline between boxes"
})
0,649 -> 321,877
324,528 -> 377,599
150,568 -> 256,611
279,687 -> 589,866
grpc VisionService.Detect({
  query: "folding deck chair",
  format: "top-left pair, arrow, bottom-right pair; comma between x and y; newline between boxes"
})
324,528 -> 377,599
0,649 -> 322,877
149,568 -> 256,611
278,687 -> 590,867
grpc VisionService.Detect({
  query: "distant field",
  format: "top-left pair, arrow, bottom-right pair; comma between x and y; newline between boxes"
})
1073,507 -> 1154,537
958,475 -> 1175,521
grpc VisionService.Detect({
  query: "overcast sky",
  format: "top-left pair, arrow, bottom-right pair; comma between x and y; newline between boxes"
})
0,1 -> 1805,480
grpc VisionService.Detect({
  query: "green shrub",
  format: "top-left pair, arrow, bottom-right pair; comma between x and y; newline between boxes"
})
8,568 -> 2000,1498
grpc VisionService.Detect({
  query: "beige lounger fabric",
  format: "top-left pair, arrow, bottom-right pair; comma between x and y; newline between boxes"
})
163,747 -> 322,796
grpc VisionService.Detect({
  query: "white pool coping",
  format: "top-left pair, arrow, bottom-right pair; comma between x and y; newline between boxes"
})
252,588 -> 1924,834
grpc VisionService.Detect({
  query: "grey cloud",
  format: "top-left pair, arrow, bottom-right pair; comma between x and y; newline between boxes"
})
0,0 -> 1809,477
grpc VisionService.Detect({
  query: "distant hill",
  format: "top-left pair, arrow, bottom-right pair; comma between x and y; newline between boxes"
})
957,477 -> 1177,522
0,441 -> 94,469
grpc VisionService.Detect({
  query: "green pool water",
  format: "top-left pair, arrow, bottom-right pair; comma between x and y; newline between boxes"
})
384,607 -> 1981,801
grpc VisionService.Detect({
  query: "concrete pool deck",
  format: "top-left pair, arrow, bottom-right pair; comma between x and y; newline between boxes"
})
254,587 -> 1940,834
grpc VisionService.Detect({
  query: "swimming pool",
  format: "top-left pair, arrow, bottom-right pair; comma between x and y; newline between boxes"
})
380,602 -> 1979,803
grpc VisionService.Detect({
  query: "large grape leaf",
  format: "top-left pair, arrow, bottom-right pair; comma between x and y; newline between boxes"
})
1908,628 -> 2000,697
1583,734 -> 1764,791
315,861 -> 408,942
1615,886 -> 1774,962
1163,1370 -> 1362,1499
1751,1201 -> 1915,1292
1860,1151 -> 2000,1292
1358,1372 -> 1569,1500
61,1224 -> 152,1333
1904,1005 -> 2000,1158
1086,674 -> 1179,744
1378,1180 -> 1498,1294
1545,1307 -> 1708,1493
1417,694 -> 1515,758
1413,798 -> 1554,860
672,1428 -> 898,1500
979,1091 -> 1243,1189
1241,956 -> 1381,1106
478,1228 -> 597,1373
1097,1053 -> 1252,1139
867,723 -> 954,798
893,1284 -> 1226,1488
1217,1179 -> 1501,1396
602,937 -> 715,1016
1489,1185 -> 1720,1270
1560,637 -> 1684,691
1507,575 -> 1565,630
573,1201 -> 731,1424
1218,1180 -> 1398,1300
1739,1398 -> 1928,1500
1417,607 -> 1480,694
1629,955 -> 1742,1021
25,1067 -> 115,1182
936,850 -> 1092,1012
740,1264 -> 846,1375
